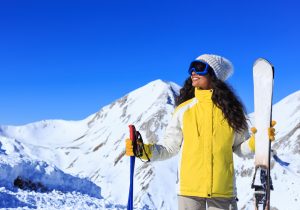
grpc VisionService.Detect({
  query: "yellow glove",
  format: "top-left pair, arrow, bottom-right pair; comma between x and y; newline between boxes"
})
268,120 -> 276,141
141,143 -> 153,160
248,120 -> 276,152
125,138 -> 153,160
125,138 -> 134,156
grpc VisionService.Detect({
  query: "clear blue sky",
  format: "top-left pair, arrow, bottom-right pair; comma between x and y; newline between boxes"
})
0,0 -> 299,125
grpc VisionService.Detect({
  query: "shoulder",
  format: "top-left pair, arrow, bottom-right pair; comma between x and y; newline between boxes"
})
174,98 -> 197,115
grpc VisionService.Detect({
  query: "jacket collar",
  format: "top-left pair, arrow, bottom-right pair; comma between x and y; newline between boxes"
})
195,88 -> 213,103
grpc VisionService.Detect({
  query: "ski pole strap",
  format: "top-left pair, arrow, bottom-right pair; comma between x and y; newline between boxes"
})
134,131 -> 150,163
273,154 -> 290,167
127,125 -> 136,210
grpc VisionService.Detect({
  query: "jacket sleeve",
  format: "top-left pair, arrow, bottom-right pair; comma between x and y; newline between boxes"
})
232,129 -> 254,158
148,108 -> 183,161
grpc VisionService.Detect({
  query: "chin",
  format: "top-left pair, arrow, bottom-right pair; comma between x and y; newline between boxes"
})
192,82 -> 201,88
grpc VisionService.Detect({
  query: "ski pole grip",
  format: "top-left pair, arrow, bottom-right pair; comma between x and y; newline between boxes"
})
129,124 -> 136,143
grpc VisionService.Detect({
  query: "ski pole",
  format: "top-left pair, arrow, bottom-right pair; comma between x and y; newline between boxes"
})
127,125 -> 136,210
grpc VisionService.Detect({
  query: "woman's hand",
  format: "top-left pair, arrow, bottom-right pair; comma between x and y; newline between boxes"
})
248,120 -> 276,152
125,138 -> 134,156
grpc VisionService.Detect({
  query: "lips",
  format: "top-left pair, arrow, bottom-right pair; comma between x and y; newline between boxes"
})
191,77 -> 200,81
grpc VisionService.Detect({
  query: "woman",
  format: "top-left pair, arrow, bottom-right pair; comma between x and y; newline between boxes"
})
126,54 -> 274,210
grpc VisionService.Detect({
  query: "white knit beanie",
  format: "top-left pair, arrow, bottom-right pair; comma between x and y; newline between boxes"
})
195,54 -> 234,81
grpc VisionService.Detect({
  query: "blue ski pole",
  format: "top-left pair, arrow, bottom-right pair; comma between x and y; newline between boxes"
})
127,125 -> 136,210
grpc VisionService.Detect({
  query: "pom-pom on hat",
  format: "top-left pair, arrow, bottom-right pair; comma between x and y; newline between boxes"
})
195,54 -> 234,81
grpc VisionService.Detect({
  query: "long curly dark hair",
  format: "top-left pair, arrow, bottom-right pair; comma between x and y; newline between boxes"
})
175,68 -> 248,133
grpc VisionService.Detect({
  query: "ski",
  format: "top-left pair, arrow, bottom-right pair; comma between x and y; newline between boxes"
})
251,58 -> 274,210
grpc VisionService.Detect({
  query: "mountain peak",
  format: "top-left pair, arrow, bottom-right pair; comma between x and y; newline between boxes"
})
129,79 -> 177,96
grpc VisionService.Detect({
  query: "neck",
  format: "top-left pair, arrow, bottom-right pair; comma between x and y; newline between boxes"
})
196,87 -> 211,90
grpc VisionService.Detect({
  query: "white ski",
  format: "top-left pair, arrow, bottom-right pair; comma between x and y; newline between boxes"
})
252,58 -> 274,210
253,58 -> 274,167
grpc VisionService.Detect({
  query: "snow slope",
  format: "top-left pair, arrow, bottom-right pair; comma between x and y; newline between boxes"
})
0,80 -> 299,209
0,135 -> 128,209
0,79 -> 180,209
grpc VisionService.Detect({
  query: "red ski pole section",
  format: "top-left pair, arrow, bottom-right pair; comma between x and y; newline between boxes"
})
129,125 -> 136,143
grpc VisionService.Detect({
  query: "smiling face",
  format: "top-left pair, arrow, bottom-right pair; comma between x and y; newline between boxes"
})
191,71 -> 212,89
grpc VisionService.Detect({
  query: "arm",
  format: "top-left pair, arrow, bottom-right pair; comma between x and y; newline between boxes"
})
138,108 -> 183,161
232,121 -> 276,158
232,130 -> 254,158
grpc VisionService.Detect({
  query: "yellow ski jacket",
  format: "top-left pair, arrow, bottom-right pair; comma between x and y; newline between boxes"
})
146,88 -> 253,198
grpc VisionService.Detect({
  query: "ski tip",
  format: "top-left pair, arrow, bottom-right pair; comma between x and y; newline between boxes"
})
253,58 -> 273,67
253,57 -> 274,77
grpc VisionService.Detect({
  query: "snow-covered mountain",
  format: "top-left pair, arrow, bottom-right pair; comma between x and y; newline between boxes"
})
0,79 -> 299,209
